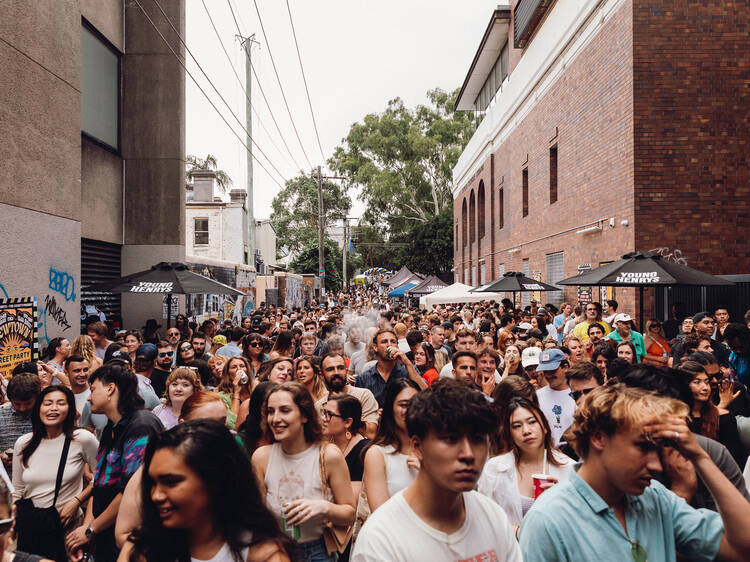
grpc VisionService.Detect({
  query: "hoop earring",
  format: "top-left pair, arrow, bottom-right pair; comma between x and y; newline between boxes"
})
345,431 -> 352,440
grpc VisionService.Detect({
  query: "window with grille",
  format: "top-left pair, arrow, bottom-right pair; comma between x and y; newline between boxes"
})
478,181 -> 486,239
522,168 -> 529,217
546,251 -> 565,307
550,145 -> 558,204
522,259 -> 530,307
194,218 -> 209,245
480,263 -> 486,285
498,188 -> 504,229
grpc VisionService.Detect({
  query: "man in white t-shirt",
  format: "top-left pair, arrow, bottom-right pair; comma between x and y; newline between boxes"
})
535,348 -> 576,446
65,355 -> 91,414
352,379 -> 521,562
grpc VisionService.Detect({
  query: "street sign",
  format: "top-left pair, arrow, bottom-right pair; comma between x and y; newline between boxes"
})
319,269 -> 326,278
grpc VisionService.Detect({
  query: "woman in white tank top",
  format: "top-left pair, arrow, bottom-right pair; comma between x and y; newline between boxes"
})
362,379 -> 421,511
252,382 -> 356,562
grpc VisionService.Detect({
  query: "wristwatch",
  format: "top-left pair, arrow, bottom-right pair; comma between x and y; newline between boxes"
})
85,523 -> 96,539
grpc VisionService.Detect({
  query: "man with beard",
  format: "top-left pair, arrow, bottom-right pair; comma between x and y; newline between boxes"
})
317,352 -> 379,439
190,332 -> 211,361
65,354 -> 91,414
150,340 -> 174,398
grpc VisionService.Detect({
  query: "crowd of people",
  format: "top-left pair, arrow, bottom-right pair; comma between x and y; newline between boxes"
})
0,290 -> 749,561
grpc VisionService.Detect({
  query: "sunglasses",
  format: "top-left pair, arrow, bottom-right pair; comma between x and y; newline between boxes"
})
158,351 -> 174,358
167,332 -> 180,337
650,323 -> 662,328
322,409 -> 345,420
180,346 -> 193,352
0,517 -> 13,534
570,387 -> 594,401
248,342 -> 261,348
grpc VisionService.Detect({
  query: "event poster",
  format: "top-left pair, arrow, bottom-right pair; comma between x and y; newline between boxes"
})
0,298 -> 38,380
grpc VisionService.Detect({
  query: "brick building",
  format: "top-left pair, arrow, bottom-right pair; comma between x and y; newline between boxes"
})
452,0 -> 750,318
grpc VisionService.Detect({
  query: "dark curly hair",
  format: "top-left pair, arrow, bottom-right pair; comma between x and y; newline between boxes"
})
89,363 -> 144,416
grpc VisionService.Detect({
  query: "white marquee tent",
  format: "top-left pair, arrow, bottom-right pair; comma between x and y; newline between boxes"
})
419,282 -> 503,308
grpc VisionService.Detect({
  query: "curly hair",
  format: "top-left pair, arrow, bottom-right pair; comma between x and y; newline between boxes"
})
163,367 -> 204,406
564,383 -> 688,459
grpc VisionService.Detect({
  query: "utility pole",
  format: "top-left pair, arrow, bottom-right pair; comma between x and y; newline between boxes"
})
342,218 -> 348,290
239,34 -> 259,267
317,166 -> 325,294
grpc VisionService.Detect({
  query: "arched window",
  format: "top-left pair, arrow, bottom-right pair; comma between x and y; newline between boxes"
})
461,198 -> 468,247
478,181 -> 486,239
469,190 -> 476,243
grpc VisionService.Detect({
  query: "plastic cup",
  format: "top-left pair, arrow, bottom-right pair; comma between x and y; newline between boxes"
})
532,473 -> 553,499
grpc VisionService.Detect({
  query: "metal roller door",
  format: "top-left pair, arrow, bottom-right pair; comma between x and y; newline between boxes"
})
81,238 -> 122,325
546,251 -> 564,307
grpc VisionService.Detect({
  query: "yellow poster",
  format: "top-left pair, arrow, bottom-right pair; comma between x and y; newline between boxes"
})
0,298 -> 38,380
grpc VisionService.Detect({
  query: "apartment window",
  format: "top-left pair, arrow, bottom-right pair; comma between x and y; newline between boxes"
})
478,181 -> 486,239
498,188 -> 504,229
480,263 -> 486,285
464,268 -> 469,284
194,218 -> 209,245
462,199 -> 468,247
498,263 -> 505,277
471,266 -> 477,287
469,191 -> 476,243
550,145 -> 558,204
522,168 -> 529,217
546,251 -> 565,307
81,22 -> 120,151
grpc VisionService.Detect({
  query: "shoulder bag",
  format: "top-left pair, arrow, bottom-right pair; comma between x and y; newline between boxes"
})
318,444 -> 354,555
15,435 -> 72,561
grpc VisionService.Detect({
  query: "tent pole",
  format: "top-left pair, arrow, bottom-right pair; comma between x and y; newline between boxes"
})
639,286 -> 644,332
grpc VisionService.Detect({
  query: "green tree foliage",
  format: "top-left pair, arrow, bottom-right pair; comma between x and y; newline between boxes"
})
397,207 -> 454,275
270,171 -> 352,257
330,88 -> 476,238
186,154 -> 233,193
288,239 -> 362,293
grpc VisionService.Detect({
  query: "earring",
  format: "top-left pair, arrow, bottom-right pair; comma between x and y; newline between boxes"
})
345,431 -> 352,440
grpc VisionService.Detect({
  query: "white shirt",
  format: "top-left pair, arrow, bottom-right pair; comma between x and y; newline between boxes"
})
74,389 -> 91,415
352,490 -> 522,562
536,386 -> 576,446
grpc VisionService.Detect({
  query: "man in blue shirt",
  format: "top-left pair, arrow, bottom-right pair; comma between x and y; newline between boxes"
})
355,328 -> 427,407
520,384 -> 750,561
553,303 -> 572,345
725,323 -> 750,385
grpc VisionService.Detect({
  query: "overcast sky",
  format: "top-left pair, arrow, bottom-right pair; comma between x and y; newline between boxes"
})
186,0 -> 500,219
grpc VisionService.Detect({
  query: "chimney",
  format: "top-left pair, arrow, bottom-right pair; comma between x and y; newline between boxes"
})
229,189 -> 247,206
192,170 -> 216,202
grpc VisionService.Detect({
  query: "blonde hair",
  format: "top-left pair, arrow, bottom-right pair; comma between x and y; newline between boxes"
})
163,367 -> 203,406
564,383 -> 689,458
71,335 -> 96,365
393,323 -> 407,338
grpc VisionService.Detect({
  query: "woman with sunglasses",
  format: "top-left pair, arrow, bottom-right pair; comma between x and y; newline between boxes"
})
152,367 -> 203,429
362,379 -> 421,512
643,319 -> 671,366
174,340 -> 195,367
242,333 -> 270,378
252,382 -> 355,562
12,386 -> 98,560
478,397 -> 573,533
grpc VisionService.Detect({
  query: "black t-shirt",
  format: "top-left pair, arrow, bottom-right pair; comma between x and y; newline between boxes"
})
151,368 -> 170,398
345,438 -> 370,482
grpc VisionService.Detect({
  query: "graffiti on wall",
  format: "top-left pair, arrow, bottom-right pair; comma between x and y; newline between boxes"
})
0,284 -> 7,299
45,295 -> 71,331
49,267 -> 76,301
650,247 -> 688,266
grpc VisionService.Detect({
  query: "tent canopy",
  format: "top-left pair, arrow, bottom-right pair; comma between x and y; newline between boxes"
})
420,283 -> 503,307
388,282 -> 418,298
406,275 -> 448,296
382,266 -> 414,286
472,272 -> 560,293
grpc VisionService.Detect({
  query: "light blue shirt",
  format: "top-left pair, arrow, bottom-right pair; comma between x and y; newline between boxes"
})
519,468 -> 723,562
215,342 -> 242,358
605,329 -> 646,362
553,314 -> 566,345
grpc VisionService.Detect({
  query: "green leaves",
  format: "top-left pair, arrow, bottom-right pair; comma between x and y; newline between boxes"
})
186,154 -> 233,193
270,170 -> 352,258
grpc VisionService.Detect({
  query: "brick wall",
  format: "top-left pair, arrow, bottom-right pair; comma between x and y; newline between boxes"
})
456,0 -> 639,313
632,0 -> 750,275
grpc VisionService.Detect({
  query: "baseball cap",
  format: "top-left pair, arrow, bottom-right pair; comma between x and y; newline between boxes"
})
108,349 -> 133,366
692,311 -> 711,324
518,322 -> 533,331
612,313 -> 633,325
521,346 -> 541,368
536,307 -> 548,316
536,348 -> 567,371
135,343 -> 157,362
213,334 -> 227,346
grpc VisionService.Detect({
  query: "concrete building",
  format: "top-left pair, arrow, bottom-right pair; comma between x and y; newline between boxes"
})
186,171 -> 249,265
1,0 -> 186,344
453,1 -> 750,317
255,219 -> 278,273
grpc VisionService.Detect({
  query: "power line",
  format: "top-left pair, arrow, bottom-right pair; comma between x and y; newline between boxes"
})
227,0 -> 305,175
251,0 -> 313,169
201,0 -> 300,172
285,0 -> 325,160
146,0 -> 288,185
131,0 -> 284,189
